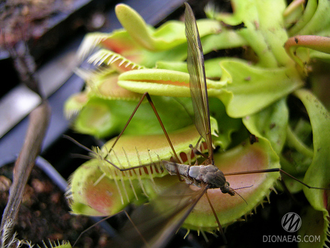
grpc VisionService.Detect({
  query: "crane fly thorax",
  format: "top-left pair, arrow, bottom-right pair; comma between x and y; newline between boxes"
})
189,165 -> 226,188
164,162 -> 235,196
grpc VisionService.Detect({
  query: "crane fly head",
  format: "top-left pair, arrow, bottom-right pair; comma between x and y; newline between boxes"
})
220,181 -> 236,196
200,166 -> 235,196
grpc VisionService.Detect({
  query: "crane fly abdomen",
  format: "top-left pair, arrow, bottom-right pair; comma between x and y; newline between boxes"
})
164,162 -> 235,196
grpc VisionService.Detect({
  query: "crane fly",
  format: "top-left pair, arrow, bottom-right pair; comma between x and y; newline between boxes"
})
105,3 -> 239,247
70,3 -> 330,248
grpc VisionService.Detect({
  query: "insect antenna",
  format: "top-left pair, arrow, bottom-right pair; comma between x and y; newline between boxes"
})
69,153 -> 94,160
63,135 -> 104,161
231,188 -> 250,205
63,135 -> 96,155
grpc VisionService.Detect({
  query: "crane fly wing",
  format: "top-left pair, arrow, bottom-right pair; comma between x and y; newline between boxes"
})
184,3 -> 213,163
111,183 -> 207,248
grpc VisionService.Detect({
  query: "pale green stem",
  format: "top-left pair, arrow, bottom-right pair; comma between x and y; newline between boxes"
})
286,125 -> 314,158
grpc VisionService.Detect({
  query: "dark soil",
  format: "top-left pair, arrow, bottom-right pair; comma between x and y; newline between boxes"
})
0,164 -> 110,248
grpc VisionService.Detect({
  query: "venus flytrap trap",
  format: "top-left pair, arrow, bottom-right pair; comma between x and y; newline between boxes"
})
115,4 -> 221,52
76,4 -> 222,67
68,159 -> 144,216
105,135 -> 280,234
67,125 -> 204,217
37,241 -> 72,248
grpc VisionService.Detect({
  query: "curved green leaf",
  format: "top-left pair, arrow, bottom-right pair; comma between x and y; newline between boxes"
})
243,98 -> 288,154
294,89 -> 330,247
220,60 -> 304,117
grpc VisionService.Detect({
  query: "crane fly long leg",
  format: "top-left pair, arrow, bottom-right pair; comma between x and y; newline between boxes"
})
64,134 -> 165,174
64,91 -> 186,175
185,2 -> 214,164
204,190 -> 227,244
224,168 -> 330,190
109,92 -> 181,163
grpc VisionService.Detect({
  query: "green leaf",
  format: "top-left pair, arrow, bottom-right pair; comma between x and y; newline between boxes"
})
293,0 -> 330,37
294,89 -> 330,247
243,98 -> 289,154
156,57 -> 225,79
283,0 -> 305,29
287,0 -> 317,36
219,59 -> 303,117
298,206 -> 328,248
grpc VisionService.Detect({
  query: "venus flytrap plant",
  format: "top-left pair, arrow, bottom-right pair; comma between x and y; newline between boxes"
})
66,4 -> 281,245
61,1 -> 330,247
68,2 -> 250,137
114,1 -> 330,245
